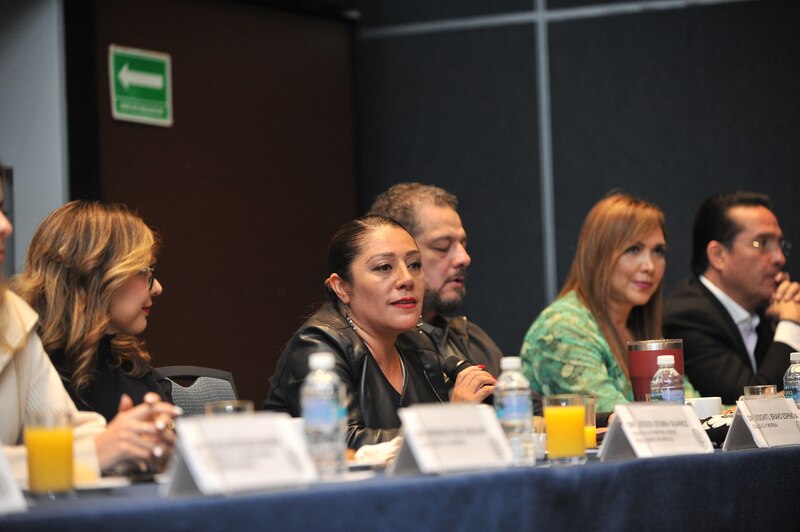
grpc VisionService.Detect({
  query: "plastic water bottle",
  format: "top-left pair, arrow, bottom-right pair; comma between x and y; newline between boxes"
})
649,355 -> 685,404
783,352 -> 800,408
301,352 -> 346,478
494,356 -> 535,465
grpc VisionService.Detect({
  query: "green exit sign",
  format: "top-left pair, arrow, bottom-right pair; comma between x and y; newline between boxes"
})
108,44 -> 172,127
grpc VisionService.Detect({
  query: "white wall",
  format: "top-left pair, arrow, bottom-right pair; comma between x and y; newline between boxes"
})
0,0 -> 69,274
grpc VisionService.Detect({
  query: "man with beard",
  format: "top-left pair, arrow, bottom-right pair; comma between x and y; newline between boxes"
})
369,183 -> 503,377
663,191 -> 800,404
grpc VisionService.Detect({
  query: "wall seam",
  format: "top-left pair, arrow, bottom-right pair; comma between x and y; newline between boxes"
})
358,0 -> 756,39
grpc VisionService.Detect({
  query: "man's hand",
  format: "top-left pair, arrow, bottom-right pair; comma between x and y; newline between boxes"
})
767,275 -> 800,322
773,272 -> 800,303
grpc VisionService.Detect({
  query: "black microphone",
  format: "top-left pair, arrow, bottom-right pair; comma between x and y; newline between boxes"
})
442,355 -> 474,383
442,355 -> 495,405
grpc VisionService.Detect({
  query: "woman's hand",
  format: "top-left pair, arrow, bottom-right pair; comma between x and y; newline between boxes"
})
93,392 -> 181,474
450,366 -> 496,403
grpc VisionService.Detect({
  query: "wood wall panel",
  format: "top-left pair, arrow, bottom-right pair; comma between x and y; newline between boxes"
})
78,0 -> 355,405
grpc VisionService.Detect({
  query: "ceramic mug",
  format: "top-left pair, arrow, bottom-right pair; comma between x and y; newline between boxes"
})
684,396 -> 722,418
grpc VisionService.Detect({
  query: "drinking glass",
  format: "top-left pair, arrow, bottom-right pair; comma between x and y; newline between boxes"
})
583,395 -> 597,450
531,415 -> 547,460
543,394 -> 586,466
743,385 -> 778,399
25,410 -> 73,498
205,400 -> 254,415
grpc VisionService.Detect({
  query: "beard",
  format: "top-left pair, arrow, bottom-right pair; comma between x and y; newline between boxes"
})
424,285 -> 466,315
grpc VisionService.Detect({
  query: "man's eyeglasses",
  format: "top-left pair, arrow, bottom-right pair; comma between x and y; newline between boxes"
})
750,238 -> 791,258
139,267 -> 156,289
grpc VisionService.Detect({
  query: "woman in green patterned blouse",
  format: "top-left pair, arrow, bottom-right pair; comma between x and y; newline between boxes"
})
520,193 -> 668,414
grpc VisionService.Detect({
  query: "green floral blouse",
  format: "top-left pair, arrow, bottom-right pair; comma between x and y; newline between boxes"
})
520,291 -> 696,413
520,291 -> 633,413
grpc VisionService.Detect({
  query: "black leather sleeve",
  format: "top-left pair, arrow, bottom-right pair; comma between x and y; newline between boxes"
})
264,304 -> 456,450
263,319 -> 400,449
263,324 -> 348,416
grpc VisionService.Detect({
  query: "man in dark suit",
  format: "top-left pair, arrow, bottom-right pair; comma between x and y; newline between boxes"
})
368,183 -> 503,378
664,191 -> 800,404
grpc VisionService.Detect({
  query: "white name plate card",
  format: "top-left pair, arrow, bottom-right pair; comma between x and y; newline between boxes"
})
722,397 -> 800,451
599,403 -> 713,461
162,412 -> 317,497
0,450 -> 26,515
387,403 -> 512,476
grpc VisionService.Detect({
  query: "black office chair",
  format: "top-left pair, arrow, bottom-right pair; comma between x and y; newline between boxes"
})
156,366 -> 239,416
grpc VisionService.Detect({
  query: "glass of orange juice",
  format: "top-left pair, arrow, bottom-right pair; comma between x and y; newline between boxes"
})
543,394 -> 586,466
25,410 -> 73,498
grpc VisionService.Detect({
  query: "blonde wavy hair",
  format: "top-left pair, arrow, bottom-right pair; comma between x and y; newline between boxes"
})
11,201 -> 159,396
560,193 -> 665,377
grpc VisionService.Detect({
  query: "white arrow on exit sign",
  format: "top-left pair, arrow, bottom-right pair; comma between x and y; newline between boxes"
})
118,62 -> 164,90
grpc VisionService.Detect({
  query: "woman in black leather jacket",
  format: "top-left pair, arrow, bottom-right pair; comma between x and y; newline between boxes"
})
264,215 -> 495,449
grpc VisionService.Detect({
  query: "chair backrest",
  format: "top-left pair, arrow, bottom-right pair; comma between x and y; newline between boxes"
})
156,366 -> 239,417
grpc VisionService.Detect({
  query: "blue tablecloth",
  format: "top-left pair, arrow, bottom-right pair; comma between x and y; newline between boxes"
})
3,447 -> 799,531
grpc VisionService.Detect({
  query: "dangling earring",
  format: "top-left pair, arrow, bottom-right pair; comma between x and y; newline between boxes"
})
345,304 -> 358,331
417,314 -> 424,328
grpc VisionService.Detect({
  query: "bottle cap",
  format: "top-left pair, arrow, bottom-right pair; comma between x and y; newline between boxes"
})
791,352 -> 800,363
309,352 -> 335,370
500,356 -> 521,371
656,355 -> 674,366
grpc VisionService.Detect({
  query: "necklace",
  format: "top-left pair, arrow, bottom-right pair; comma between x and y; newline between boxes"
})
397,348 -> 406,388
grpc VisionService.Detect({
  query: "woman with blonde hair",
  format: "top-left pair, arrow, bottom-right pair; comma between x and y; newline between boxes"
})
1,188 -> 179,475
520,193 -> 684,414
12,201 -> 173,422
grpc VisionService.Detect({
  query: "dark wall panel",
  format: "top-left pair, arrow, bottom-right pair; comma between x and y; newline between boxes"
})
88,0 -> 356,405
356,25 -> 542,354
549,0 -> 800,295
357,0 -> 534,27
355,0 -> 799,356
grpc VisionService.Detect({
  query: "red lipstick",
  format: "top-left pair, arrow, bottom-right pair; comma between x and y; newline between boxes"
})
391,298 -> 417,309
